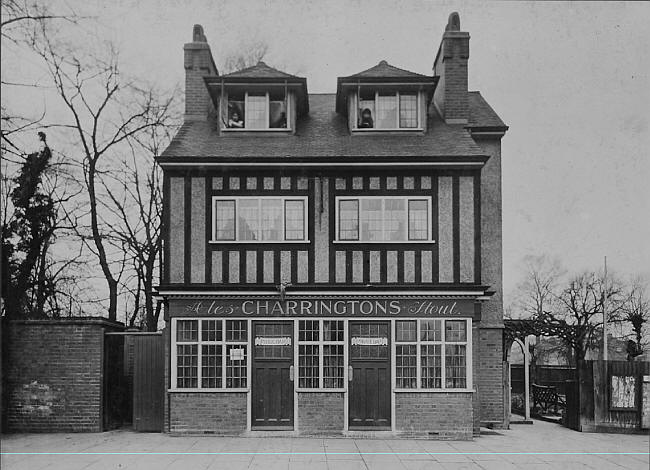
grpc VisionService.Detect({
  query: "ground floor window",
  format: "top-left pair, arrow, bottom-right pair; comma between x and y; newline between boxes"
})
395,318 -> 470,390
297,320 -> 345,389
172,319 -> 248,390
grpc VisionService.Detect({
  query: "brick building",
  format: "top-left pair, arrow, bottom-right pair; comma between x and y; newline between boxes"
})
156,12 -> 508,438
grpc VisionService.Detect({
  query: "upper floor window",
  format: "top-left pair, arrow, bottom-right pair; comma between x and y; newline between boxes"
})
226,91 -> 288,130
211,196 -> 308,243
356,91 -> 419,130
335,196 -> 432,243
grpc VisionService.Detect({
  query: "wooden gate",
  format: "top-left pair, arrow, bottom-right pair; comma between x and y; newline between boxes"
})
132,333 -> 164,432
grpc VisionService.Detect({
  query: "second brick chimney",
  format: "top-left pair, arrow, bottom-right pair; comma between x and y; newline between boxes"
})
433,12 -> 469,124
184,25 -> 218,121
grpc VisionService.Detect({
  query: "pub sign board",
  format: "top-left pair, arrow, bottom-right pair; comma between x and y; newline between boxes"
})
169,298 -> 478,318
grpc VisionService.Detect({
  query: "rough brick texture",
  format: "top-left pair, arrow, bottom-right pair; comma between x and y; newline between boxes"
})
1,318 -> 123,432
184,39 -> 217,120
297,392 -> 344,434
395,392 -> 473,439
477,328 -> 505,426
433,31 -> 470,123
169,393 -> 247,434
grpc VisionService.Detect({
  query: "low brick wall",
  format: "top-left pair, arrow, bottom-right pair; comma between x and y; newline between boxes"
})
394,392 -> 473,439
298,392 -> 344,434
169,392 -> 247,434
1,318 -> 124,432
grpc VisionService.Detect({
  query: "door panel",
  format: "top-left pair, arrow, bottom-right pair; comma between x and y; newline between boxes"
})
252,322 -> 294,428
349,322 -> 391,428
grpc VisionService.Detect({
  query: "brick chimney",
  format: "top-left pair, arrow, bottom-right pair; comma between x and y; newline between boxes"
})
433,12 -> 469,124
183,24 -> 218,121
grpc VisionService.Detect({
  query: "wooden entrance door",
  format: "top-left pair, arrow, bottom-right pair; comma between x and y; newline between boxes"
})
252,321 -> 294,429
349,321 -> 391,429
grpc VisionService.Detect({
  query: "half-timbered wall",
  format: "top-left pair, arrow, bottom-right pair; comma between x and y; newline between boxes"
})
164,171 -> 480,287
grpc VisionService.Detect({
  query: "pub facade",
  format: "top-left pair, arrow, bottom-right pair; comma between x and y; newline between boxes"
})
157,13 -> 508,439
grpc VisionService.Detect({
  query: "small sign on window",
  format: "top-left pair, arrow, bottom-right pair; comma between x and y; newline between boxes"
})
351,337 -> 388,346
229,348 -> 245,362
254,336 -> 292,346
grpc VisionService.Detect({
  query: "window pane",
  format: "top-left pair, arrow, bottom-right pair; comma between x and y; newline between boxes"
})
176,320 -> 198,342
445,344 -> 466,388
421,344 -> 442,388
201,344 -> 222,388
396,320 -> 417,342
360,199 -> 383,241
323,344 -> 344,388
225,345 -> 247,388
339,200 -> 359,240
299,344 -> 319,388
176,344 -> 198,388
285,200 -> 305,240
254,323 -> 292,359
384,199 -> 406,241
238,199 -> 259,241
445,320 -> 467,342
246,93 -> 267,129
226,320 -> 248,342
323,320 -> 344,342
358,89 -> 375,128
215,200 -> 235,240
227,91 -> 245,128
202,320 -> 222,342
269,90 -> 287,128
376,93 -> 397,128
396,344 -> 417,388
399,93 -> 418,128
408,200 -> 428,240
299,320 -> 319,342
420,319 -> 442,342
261,199 -> 282,241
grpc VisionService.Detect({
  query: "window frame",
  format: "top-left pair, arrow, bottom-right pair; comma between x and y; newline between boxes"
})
211,196 -> 309,244
170,318 -> 249,392
354,91 -> 422,131
296,319 -> 347,392
394,318 -> 472,392
223,91 -> 292,132
334,195 -> 434,243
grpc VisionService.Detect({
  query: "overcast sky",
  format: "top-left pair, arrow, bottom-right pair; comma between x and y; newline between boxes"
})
4,0 -> 649,300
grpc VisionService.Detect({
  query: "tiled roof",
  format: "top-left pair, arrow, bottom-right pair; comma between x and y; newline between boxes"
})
220,61 -> 298,79
161,93 -> 503,159
468,91 -> 507,129
343,61 -> 432,80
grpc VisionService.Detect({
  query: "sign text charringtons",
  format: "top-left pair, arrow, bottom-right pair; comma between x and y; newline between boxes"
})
172,298 -> 476,317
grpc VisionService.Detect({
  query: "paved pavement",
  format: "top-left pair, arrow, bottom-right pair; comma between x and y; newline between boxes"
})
1,419 -> 648,469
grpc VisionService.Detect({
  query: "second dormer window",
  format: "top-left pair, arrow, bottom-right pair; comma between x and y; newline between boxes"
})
227,91 -> 288,130
357,91 -> 419,130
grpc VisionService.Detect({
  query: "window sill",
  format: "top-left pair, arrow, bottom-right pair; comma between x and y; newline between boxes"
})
393,388 -> 474,393
222,128 -> 292,133
209,240 -> 311,244
333,240 -> 435,244
352,128 -> 423,133
296,388 -> 346,393
168,388 -> 249,393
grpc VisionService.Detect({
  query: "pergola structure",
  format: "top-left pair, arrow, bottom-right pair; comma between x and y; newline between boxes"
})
503,319 -> 542,422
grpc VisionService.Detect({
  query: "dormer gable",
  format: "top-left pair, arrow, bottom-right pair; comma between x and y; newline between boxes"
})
204,62 -> 308,134
336,61 -> 437,133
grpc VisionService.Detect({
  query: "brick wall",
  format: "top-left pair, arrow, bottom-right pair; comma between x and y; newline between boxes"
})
478,328 -> 505,426
1,318 -> 123,432
297,392 -> 344,434
169,393 -> 247,434
395,392 -> 473,439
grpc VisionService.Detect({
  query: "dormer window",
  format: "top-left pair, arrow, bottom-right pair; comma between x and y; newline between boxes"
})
227,91 -> 288,130
356,91 -> 419,130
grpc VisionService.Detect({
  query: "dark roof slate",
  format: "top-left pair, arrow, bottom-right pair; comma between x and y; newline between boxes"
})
220,61 -> 298,79
468,91 -> 507,129
343,60 -> 432,80
161,93 -> 505,159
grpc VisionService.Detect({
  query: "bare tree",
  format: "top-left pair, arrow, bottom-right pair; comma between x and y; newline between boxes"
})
221,41 -> 268,74
28,25 -> 174,321
619,278 -> 649,357
513,254 -> 565,318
